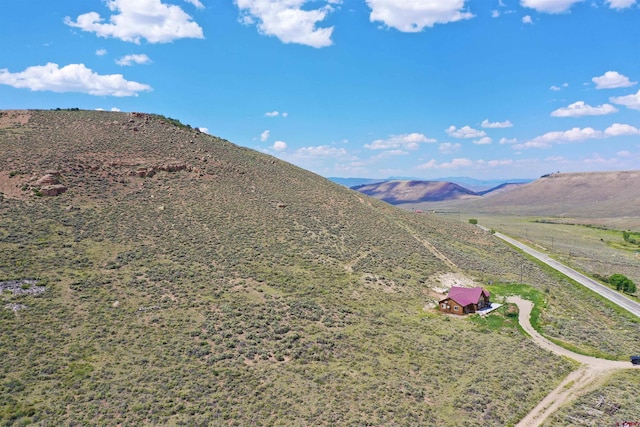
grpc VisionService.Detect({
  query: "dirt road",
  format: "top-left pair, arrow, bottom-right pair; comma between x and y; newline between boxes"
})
508,296 -> 638,426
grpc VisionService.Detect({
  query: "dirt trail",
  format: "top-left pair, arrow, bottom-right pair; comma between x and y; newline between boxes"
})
398,223 -> 459,271
508,296 -> 637,426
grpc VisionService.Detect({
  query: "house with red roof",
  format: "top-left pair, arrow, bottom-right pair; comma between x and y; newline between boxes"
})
439,286 -> 491,315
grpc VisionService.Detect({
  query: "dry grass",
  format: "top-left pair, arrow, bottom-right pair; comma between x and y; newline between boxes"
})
0,110 -> 637,426
542,370 -> 640,426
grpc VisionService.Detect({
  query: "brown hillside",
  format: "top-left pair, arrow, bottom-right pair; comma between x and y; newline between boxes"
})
410,171 -> 640,220
354,180 -> 479,203
471,171 -> 640,217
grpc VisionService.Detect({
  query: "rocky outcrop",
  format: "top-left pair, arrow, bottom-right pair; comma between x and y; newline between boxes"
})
36,173 -> 60,186
132,163 -> 190,178
33,172 -> 67,196
135,167 -> 156,178
158,163 -> 189,173
41,184 -> 67,196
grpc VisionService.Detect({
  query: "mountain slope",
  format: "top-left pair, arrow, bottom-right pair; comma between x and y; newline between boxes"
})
353,180 -> 480,203
477,182 -> 528,196
1,110 -> 638,426
426,171 -> 640,218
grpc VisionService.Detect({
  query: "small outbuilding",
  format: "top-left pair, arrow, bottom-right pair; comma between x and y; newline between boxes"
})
439,286 -> 491,315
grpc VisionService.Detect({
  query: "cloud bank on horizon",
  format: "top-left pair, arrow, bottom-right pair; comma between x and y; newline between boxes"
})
1,0 -> 639,179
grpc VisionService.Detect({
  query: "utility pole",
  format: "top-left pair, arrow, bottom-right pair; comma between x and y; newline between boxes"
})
520,263 -> 523,283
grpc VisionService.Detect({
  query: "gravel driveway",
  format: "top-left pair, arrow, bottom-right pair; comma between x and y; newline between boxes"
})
508,296 -> 638,426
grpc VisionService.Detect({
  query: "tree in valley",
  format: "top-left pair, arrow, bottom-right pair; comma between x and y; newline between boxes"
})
609,274 -> 637,294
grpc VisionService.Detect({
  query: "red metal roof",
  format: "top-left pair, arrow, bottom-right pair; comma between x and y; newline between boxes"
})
446,286 -> 490,307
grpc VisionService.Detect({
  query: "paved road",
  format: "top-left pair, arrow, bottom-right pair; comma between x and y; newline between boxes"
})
480,226 -> 640,319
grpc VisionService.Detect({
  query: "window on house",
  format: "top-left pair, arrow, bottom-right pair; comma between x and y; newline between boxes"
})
454,306 -> 458,311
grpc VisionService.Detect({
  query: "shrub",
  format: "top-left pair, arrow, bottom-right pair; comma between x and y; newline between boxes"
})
609,273 -> 636,294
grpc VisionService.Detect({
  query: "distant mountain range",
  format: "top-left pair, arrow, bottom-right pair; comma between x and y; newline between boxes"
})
328,176 -> 533,192
349,171 -> 640,222
439,170 -> 640,219
352,180 -> 481,204
347,179 -> 530,204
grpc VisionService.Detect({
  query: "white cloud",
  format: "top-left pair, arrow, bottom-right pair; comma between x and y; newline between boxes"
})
236,0 -> 334,48
604,123 -> 640,136
295,145 -> 348,158
592,71 -> 637,89
445,125 -> 486,138
366,0 -> 474,32
605,0 -> 636,9
374,149 -> 409,157
65,0 -> 204,44
0,62 -> 152,97
513,140 -> 553,150
185,0 -> 205,9
492,10 -> 501,17
499,137 -> 518,144
520,0 -> 584,13
550,83 -> 568,91
610,89 -> 640,110
116,54 -> 152,66
272,140 -> 288,151
550,101 -> 618,117
473,136 -> 493,145
515,124 -> 640,150
486,159 -> 514,167
96,49 -> 108,56
438,142 -> 461,154
515,127 -> 602,149
198,127 -> 210,134
260,130 -> 270,142
264,110 -> 288,117
364,133 -> 436,150
417,157 -> 473,170
538,127 -> 602,143
522,15 -> 533,24
416,159 -> 437,169
111,107 -> 121,112
481,119 -> 513,128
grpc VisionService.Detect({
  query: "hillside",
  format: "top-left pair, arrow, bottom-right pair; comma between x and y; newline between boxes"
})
1,110 -> 639,425
353,180 -> 480,203
409,171 -> 640,220
477,182 -> 527,196
430,177 -> 532,193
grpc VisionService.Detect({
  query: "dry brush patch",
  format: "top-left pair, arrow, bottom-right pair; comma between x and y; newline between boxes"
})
542,370 -> 640,426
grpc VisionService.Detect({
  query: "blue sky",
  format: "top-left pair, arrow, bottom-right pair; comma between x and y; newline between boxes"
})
1,0 -> 640,179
